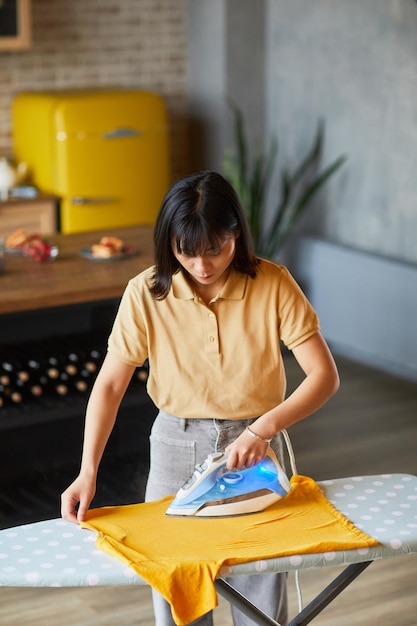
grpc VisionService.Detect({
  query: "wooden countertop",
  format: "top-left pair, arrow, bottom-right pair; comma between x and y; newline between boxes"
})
0,226 -> 154,315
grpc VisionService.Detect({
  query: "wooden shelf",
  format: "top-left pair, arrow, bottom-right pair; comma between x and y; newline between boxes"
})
0,195 -> 57,237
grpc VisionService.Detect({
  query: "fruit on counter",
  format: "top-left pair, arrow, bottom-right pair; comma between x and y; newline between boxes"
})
91,235 -> 131,258
5,228 -> 57,261
24,237 -> 56,262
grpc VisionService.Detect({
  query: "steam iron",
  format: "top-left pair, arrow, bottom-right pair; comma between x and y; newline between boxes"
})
166,448 -> 291,517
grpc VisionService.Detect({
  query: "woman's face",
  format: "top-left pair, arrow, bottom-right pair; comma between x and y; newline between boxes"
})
171,233 -> 239,295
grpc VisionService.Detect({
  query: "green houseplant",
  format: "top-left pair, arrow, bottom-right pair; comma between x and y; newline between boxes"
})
223,101 -> 347,258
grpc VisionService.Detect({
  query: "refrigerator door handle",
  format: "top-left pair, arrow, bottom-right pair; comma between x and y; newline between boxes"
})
71,196 -> 117,205
102,127 -> 142,140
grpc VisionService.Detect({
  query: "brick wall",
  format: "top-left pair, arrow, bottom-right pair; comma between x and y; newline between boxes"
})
0,0 -> 189,180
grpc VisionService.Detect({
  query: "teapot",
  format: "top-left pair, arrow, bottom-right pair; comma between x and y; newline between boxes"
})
0,157 -> 28,201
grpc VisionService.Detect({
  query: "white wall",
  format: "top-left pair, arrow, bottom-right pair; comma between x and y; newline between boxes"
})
266,0 -> 417,266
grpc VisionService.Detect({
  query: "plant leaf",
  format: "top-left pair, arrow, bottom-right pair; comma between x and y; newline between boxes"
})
265,154 -> 347,257
222,99 -> 347,259
286,119 -> 325,194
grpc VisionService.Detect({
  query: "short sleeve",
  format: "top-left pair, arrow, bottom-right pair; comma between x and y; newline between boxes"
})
276,266 -> 320,350
107,278 -> 149,367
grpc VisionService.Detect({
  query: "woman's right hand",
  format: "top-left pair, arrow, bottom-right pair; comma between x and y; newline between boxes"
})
61,475 -> 96,524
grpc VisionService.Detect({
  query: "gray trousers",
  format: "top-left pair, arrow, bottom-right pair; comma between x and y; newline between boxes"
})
145,411 -> 288,626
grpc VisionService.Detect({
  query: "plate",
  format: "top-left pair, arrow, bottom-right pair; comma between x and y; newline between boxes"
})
5,241 -> 58,260
79,246 -> 137,261
5,246 -> 25,255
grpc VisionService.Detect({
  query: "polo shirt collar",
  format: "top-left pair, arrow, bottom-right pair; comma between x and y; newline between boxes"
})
171,268 -> 247,300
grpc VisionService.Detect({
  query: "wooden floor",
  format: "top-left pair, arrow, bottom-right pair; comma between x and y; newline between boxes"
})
1,352 -> 416,626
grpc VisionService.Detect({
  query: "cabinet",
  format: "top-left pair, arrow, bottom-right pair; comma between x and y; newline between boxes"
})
0,226 -> 157,528
0,195 -> 57,238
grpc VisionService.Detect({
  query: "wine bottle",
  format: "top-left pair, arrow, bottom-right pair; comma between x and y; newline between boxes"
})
12,352 -> 53,397
0,381 -> 25,407
5,378 -> 44,405
72,368 -> 94,393
136,366 -> 149,383
50,372 -> 69,397
0,366 -> 11,387
0,383 -> 7,408
35,370 -> 69,398
0,356 -> 30,383
13,345 -> 61,383
45,355 -> 60,380
44,351 -> 78,378
83,351 -> 99,374
32,349 -> 76,380
60,336 -> 103,377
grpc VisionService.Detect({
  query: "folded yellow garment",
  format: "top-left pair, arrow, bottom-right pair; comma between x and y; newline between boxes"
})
81,475 -> 378,625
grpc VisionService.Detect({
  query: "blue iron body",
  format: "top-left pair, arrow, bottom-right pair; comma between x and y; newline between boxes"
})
166,448 -> 291,517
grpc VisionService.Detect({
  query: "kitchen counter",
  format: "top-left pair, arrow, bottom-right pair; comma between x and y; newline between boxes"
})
0,226 -> 154,315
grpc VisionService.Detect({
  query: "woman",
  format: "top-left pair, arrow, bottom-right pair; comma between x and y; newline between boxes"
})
61,170 -> 339,626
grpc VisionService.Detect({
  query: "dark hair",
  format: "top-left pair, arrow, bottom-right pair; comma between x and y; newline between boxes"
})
150,170 -> 259,299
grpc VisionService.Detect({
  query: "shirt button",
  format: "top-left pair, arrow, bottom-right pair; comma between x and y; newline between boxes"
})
209,336 -> 215,342
208,313 -> 214,318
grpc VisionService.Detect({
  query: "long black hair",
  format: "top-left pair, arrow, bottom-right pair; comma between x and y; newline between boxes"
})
150,170 -> 259,299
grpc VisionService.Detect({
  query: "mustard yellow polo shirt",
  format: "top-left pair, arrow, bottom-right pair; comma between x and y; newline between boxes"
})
108,259 -> 320,420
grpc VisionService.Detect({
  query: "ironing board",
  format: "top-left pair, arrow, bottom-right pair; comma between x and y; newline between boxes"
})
1,473 -> 417,626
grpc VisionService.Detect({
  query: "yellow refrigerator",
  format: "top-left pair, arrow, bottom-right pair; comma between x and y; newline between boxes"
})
12,90 -> 171,234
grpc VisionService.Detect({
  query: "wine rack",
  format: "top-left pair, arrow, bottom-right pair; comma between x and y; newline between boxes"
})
0,329 -> 149,426
0,303 -> 157,529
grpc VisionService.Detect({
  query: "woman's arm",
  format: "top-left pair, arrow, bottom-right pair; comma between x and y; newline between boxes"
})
61,353 -> 136,523
226,332 -> 339,469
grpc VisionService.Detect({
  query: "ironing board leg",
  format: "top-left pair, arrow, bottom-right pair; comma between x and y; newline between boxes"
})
287,561 -> 372,626
215,579 -> 283,626
215,561 -> 372,626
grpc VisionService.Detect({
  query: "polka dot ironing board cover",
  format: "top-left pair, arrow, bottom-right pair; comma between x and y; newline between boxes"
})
1,474 -> 416,587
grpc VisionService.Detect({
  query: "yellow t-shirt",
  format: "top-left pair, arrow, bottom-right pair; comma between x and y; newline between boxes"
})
81,475 -> 378,625
108,259 -> 320,419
